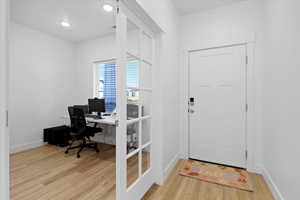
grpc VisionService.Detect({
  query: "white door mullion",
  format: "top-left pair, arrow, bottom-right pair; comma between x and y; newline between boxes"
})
137,29 -> 143,179
148,35 -> 154,146
138,104 -> 142,178
115,5 -> 128,200
138,23 -> 143,179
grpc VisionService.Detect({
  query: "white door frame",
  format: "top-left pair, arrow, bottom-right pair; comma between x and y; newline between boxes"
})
180,34 -> 260,173
0,0 -> 10,199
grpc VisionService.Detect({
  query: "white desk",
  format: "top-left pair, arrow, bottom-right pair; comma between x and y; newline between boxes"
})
62,115 -> 116,126
86,115 -> 116,145
86,115 -> 116,126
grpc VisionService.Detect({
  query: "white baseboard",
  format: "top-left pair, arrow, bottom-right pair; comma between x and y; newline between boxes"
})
10,140 -> 45,154
163,153 -> 179,182
248,164 -> 263,174
261,166 -> 285,200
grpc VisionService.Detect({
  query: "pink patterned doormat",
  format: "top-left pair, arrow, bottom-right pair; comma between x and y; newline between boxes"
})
180,160 -> 253,192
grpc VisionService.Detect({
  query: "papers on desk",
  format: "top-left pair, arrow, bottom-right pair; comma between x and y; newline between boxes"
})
85,115 -> 116,126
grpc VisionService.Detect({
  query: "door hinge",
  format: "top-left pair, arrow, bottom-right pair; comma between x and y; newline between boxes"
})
6,110 -> 8,127
246,56 -> 248,65
245,150 -> 248,160
245,104 -> 248,112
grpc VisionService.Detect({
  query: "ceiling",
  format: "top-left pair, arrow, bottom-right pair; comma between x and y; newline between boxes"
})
173,0 -> 247,15
11,0 -> 116,42
11,0 -> 247,42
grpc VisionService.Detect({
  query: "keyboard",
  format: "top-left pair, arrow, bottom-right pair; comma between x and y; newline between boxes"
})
85,114 -> 102,119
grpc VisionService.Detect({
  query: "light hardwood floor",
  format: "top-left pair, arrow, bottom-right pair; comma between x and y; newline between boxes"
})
11,145 -> 275,200
142,160 -> 275,200
10,144 -> 117,200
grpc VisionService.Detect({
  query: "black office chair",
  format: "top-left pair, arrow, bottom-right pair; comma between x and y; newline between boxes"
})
65,107 -> 102,158
74,105 -> 89,114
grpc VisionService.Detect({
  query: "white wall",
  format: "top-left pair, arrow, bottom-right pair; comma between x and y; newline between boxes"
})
136,0 -> 181,180
179,0 -> 265,173
74,34 -> 116,104
261,0 -> 300,199
9,22 -> 76,153
180,0 -> 264,48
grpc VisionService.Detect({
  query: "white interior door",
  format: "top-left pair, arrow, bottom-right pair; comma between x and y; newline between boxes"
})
189,45 -> 247,168
0,0 -> 9,198
116,3 -> 155,200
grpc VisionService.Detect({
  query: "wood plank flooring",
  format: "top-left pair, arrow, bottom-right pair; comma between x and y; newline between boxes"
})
141,160 -> 275,200
11,145 -> 275,200
10,144 -> 117,200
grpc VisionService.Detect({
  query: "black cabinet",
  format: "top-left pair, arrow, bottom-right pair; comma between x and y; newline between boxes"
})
44,126 -> 71,147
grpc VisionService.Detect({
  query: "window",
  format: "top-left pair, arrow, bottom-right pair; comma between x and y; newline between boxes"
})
94,60 -> 139,112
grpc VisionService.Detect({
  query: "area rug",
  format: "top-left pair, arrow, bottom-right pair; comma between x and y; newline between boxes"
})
179,159 -> 253,192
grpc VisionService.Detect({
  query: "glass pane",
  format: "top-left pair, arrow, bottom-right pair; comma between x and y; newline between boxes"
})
140,61 -> 152,89
127,19 -> 139,57
142,145 -> 151,175
127,60 -> 140,89
127,87 -> 139,104
140,91 -> 151,117
141,32 -> 153,63
126,58 -> 140,116
126,58 -> 140,119
127,152 -> 139,188
127,122 -> 139,154
127,103 -> 140,120
142,119 -> 151,145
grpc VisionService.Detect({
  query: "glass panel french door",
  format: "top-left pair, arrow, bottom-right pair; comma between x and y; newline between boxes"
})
115,2 -> 155,200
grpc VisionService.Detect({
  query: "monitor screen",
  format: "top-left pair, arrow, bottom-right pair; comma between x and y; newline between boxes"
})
88,98 -> 105,114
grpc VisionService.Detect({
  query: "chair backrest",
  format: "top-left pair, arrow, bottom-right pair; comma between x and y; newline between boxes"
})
68,106 -> 87,132
74,105 -> 89,114
68,106 -> 75,126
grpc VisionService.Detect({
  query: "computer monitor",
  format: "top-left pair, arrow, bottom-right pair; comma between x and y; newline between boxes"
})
88,98 -> 105,115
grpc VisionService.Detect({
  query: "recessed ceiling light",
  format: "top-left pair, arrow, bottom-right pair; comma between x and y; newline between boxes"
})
61,20 -> 71,28
103,4 -> 113,12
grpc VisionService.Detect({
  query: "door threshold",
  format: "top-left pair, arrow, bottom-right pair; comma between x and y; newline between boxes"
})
188,158 -> 246,170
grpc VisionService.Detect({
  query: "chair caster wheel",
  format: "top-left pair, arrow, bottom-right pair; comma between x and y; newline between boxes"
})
77,154 -> 80,158
65,151 -> 68,154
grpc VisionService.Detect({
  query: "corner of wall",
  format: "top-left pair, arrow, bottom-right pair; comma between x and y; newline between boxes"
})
163,153 -> 179,182
260,165 -> 285,200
